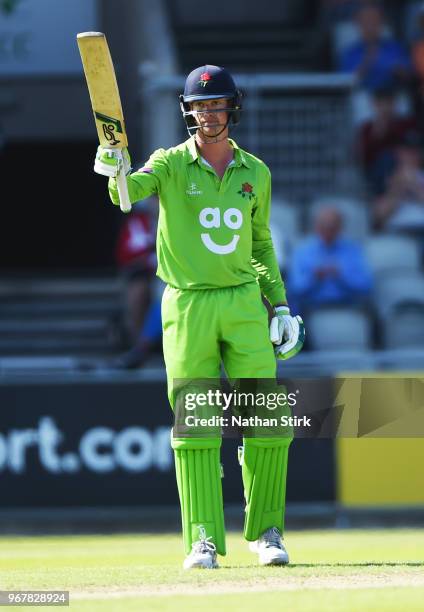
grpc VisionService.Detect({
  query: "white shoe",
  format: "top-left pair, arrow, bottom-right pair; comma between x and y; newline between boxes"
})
249,526 -> 289,566
183,526 -> 219,569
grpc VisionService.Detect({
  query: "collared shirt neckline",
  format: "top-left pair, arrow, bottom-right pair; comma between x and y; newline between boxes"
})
185,136 -> 250,169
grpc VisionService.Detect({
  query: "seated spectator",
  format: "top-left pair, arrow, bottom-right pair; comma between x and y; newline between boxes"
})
338,2 -> 411,91
288,207 -> 373,313
374,131 -> 424,232
357,85 -> 416,194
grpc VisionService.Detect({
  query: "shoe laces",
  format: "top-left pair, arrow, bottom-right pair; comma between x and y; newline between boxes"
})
191,526 -> 217,555
261,527 -> 283,549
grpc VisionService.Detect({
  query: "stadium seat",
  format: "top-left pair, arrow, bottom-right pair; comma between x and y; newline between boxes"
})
374,270 -> 424,316
307,307 -> 372,351
309,196 -> 370,240
271,200 -> 300,235
270,200 -> 301,268
383,303 -> 424,349
365,235 -> 421,277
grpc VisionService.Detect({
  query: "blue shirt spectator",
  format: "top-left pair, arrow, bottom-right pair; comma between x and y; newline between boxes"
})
288,208 -> 372,311
338,3 -> 411,90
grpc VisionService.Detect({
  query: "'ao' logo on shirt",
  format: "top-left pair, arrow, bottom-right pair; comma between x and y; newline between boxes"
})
199,207 -> 243,254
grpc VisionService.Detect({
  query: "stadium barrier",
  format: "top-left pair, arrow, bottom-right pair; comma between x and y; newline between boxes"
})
0,376 -> 333,507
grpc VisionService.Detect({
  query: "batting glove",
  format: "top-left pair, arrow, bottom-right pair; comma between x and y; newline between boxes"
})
270,305 -> 305,361
94,145 -> 131,177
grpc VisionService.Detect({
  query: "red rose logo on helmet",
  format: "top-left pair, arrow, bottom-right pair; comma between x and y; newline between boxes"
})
238,182 -> 255,200
198,72 -> 212,87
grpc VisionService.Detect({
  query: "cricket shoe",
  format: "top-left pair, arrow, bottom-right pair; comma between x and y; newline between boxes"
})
183,527 -> 219,570
249,527 -> 289,566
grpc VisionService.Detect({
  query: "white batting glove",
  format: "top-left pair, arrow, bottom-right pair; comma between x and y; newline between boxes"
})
270,305 -> 305,361
94,145 -> 131,177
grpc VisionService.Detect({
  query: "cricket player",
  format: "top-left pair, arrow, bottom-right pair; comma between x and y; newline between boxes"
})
95,65 -> 305,569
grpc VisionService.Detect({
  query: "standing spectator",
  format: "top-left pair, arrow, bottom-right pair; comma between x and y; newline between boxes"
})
288,207 -> 372,313
115,197 -> 157,344
357,85 -> 416,194
338,2 -> 411,91
374,131 -> 424,232
411,4 -> 424,81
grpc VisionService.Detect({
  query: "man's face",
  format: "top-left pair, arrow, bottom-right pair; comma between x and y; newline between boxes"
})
357,6 -> 383,43
315,209 -> 342,244
190,98 -> 230,137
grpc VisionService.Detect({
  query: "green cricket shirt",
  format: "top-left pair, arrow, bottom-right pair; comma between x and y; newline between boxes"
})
109,137 -> 287,306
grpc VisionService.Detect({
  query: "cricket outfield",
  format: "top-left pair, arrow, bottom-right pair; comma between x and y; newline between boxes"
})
1,529 -> 423,611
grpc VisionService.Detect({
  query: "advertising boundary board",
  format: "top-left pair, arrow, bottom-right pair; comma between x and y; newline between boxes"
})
0,377 -> 335,507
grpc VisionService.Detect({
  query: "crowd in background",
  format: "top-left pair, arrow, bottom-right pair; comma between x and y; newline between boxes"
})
324,0 -> 424,229
285,0 -> 424,352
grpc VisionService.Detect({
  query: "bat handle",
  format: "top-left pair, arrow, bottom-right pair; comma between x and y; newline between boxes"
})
115,150 -> 131,213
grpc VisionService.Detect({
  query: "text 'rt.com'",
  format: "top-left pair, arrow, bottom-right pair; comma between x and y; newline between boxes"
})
0,417 -> 172,474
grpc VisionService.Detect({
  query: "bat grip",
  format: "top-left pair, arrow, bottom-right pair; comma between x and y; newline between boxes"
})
115,150 -> 131,213
270,316 -> 281,344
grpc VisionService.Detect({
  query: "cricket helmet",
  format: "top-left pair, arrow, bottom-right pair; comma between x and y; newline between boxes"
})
179,65 -> 243,135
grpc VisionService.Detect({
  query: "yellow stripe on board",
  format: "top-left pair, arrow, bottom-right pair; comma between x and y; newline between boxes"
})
337,438 -> 424,506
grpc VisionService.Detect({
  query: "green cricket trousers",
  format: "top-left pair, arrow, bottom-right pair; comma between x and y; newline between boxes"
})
161,281 -> 292,556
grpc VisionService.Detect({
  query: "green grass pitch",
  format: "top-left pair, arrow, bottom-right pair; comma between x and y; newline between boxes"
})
0,529 -> 423,611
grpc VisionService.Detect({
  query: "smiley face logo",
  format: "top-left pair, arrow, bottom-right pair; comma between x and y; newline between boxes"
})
199,207 -> 243,254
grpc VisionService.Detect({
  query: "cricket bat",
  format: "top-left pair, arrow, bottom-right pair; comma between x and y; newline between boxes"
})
77,32 -> 131,212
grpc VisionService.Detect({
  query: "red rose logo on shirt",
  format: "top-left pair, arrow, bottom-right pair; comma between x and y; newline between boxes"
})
199,72 -> 212,87
238,182 -> 255,200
